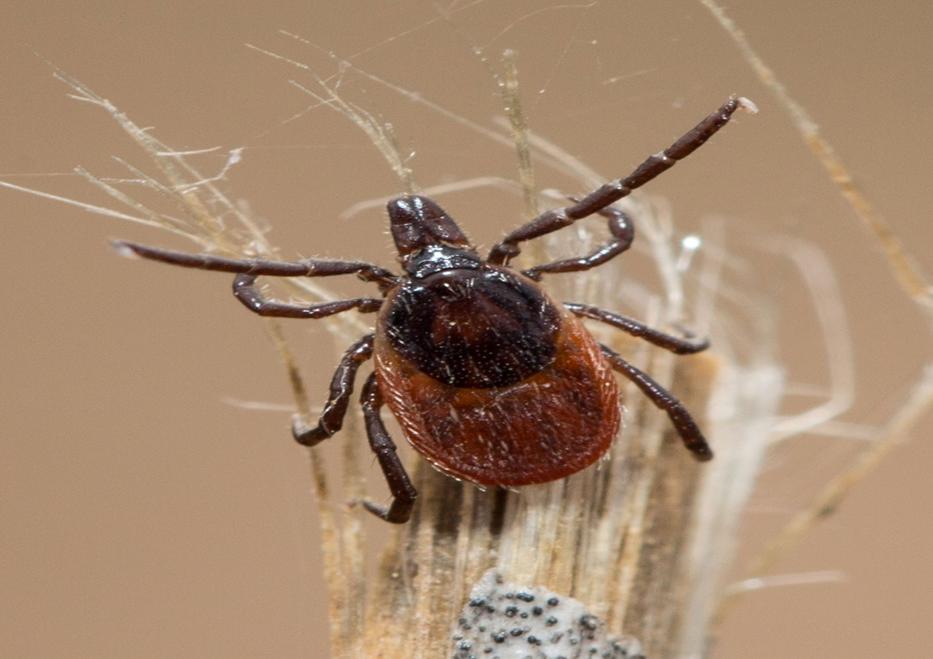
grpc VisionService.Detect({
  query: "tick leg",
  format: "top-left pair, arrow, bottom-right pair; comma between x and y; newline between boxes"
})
600,343 -> 713,461
113,240 -> 398,290
233,274 -> 382,318
292,334 -> 374,447
567,303 -> 709,355
359,373 -> 418,524
489,96 -> 756,266
522,205 -> 633,280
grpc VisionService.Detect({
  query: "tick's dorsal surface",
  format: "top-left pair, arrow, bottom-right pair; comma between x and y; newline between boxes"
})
375,265 -> 620,487
384,266 -> 561,388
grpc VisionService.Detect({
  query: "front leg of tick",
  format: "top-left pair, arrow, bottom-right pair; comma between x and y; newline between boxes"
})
522,205 -> 634,281
488,96 -> 756,267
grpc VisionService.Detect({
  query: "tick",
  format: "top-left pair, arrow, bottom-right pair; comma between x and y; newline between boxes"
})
115,96 -> 755,523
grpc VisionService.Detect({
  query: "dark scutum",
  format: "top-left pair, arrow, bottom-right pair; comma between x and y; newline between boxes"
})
384,267 -> 561,388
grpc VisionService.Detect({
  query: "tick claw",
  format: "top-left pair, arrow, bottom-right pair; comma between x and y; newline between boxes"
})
361,499 -> 389,520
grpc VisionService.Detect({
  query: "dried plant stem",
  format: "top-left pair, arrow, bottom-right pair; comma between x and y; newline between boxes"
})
700,1 -> 933,633
263,320 -> 355,655
41,68 -> 371,657
360,343 -> 718,657
700,0 -> 933,316
501,49 -> 539,222
714,365 -> 933,626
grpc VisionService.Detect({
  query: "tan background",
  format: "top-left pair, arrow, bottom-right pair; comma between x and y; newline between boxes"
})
2,2 -> 931,657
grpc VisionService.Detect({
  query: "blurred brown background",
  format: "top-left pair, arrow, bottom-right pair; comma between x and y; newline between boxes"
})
2,2 -> 931,657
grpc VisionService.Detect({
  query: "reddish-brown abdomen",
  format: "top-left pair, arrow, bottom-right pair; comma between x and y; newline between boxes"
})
374,302 -> 620,487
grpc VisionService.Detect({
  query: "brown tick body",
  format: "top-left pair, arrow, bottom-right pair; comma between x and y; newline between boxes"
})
115,96 -> 755,523
374,240 -> 620,487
